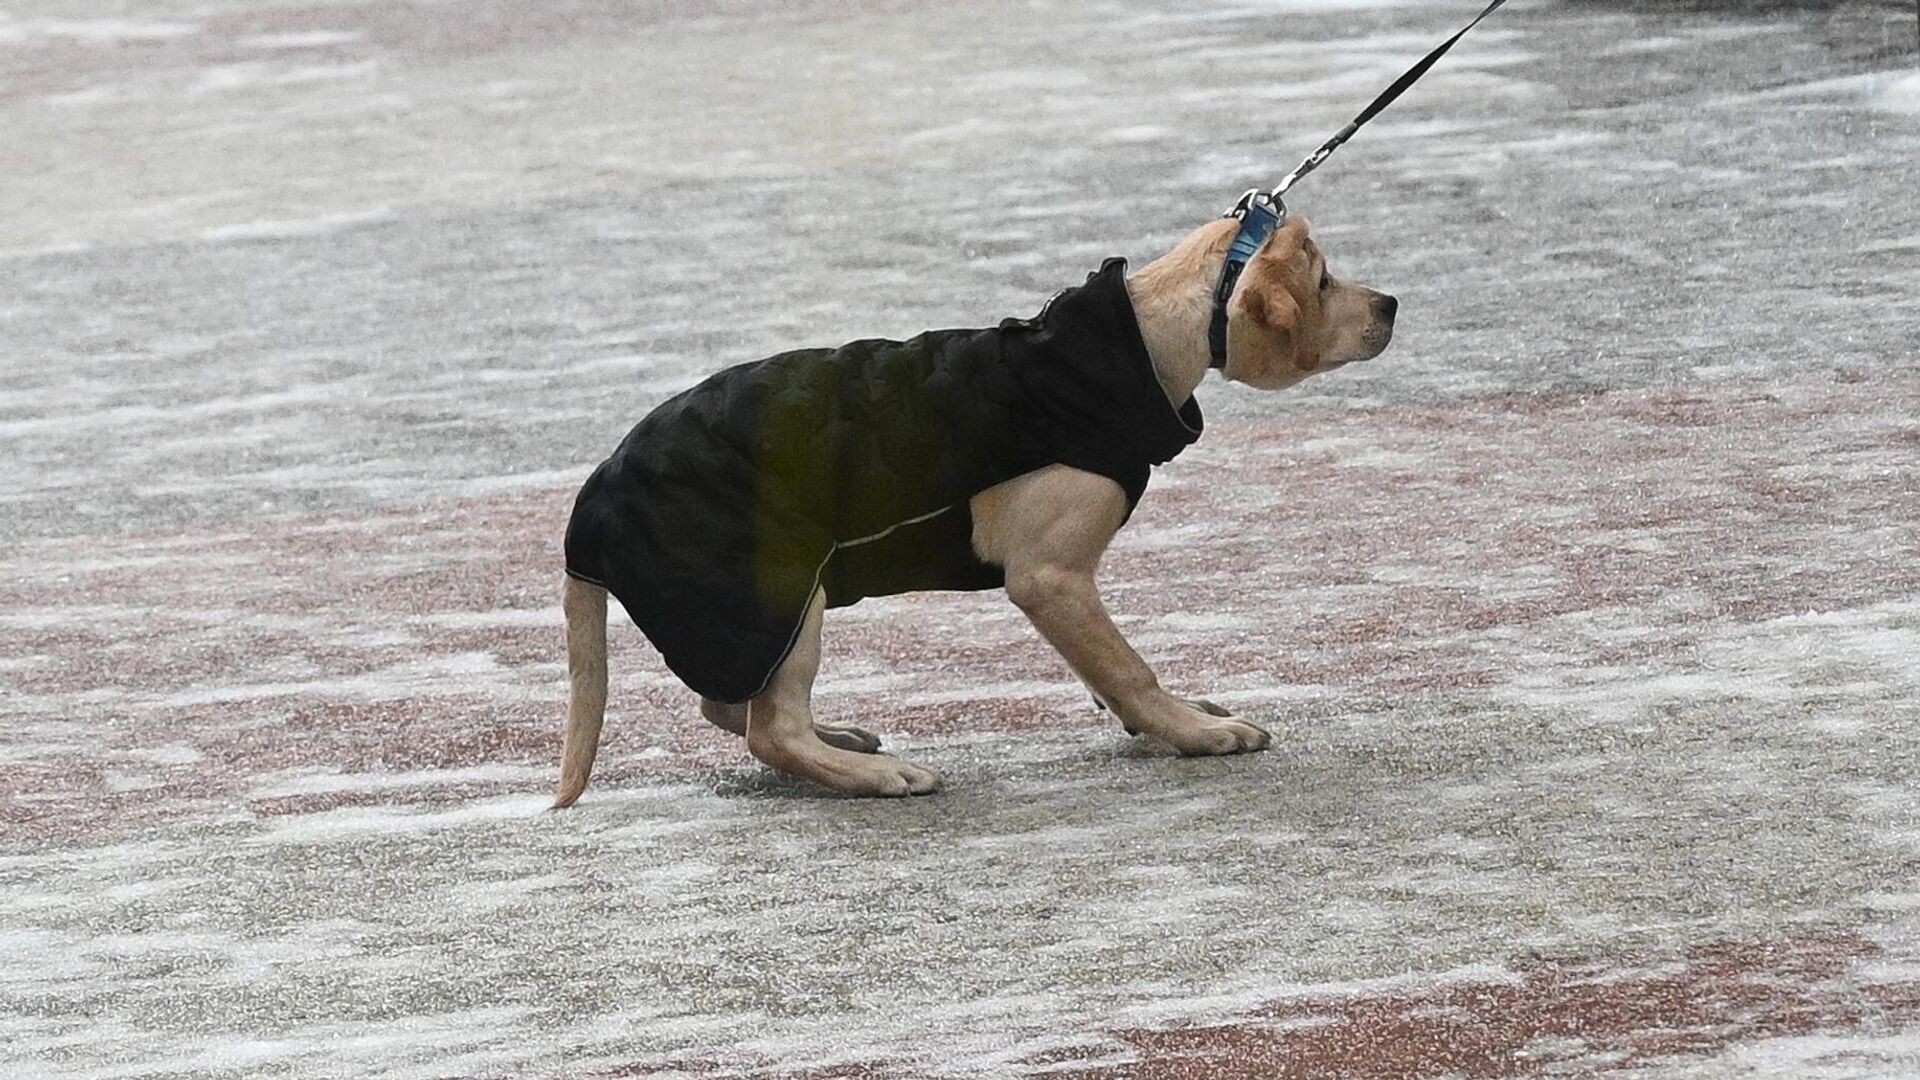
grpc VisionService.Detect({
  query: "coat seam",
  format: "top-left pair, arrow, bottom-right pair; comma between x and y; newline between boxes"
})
743,503 -> 958,702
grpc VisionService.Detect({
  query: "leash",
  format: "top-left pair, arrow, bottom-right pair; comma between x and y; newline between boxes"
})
1209,0 -> 1513,368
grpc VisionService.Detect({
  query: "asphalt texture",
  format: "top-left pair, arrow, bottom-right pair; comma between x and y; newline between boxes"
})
3,1 -> 1919,1077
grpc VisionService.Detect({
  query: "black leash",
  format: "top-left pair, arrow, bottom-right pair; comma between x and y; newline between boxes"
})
1272,0 -> 1512,199
1209,0 -> 1513,368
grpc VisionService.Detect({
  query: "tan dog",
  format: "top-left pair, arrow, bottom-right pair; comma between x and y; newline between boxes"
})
554,215 -> 1394,803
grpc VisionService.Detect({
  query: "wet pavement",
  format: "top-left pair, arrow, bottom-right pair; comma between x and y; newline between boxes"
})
4,1 -> 1919,1076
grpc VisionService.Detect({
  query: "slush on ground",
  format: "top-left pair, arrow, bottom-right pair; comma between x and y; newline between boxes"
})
3,0 -> 1918,1076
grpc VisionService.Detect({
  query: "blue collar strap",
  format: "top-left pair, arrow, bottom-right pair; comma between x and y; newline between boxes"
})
1207,189 -> 1286,370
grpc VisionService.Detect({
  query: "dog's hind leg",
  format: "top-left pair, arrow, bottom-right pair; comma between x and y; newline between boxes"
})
701,697 -> 882,754
553,575 -> 609,808
700,698 -> 748,735
744,590 -> 939,796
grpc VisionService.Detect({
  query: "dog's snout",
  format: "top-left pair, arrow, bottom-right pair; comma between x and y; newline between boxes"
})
1376,293 -> 1398,321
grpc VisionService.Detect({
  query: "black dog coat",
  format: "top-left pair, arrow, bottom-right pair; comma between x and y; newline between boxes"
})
564,258 -> 1204,703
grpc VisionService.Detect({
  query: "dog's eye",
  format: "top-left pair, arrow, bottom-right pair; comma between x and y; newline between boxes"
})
1319,269 -> 1331,293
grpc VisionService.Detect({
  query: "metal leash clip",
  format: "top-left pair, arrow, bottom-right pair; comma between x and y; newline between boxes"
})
1223,187 -> 1286,228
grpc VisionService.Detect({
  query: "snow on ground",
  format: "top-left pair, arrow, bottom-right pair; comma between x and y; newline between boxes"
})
3,0 -> 1919,1077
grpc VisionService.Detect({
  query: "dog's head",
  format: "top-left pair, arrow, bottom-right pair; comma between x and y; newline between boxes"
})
1224,216 -> 1396,389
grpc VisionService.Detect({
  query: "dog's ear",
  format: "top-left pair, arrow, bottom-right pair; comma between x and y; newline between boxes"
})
1225,266 -> 1312,387
1223,217 -> 1321,387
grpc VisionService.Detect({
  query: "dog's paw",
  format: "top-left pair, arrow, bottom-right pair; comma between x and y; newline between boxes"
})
814,722 -> 882,754
1118,696 -> 1235,738
1127,698 -> 1270,756
804,746 -> 942,796
838,755 -> 942,797
1167,717 -> 1271,756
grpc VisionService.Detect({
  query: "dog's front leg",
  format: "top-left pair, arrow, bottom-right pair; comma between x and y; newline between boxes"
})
1012,564 -> 1270,756
981,467 -> 1270,757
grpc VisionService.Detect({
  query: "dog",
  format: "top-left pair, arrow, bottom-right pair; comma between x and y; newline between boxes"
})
552,214 -> 1395,804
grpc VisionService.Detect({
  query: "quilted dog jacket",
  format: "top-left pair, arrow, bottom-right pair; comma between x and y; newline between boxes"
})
564,258 -> 1204,703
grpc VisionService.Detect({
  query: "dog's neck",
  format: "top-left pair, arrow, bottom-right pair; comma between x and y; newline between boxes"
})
1125,219 -> 1239,409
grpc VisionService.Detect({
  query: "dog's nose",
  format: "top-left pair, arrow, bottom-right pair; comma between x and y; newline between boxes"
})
1376,293 -> 1398,321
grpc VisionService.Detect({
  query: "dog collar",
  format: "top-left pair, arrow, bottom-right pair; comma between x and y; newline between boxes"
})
1207,189 -> 1286,371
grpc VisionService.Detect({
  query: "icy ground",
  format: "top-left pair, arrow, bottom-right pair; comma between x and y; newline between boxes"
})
3,0 -> 1919,1077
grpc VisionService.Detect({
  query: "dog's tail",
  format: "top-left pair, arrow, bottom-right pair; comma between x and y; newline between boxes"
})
553,574 -> 609,809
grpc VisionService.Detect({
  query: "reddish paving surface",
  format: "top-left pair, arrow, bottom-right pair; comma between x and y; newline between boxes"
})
5,371 -> 1915,844
566,932 -> 1920,1078
4,372 -> 1917,1077
1066,933 -> 1920,1079
9,1 -> 1920,1075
